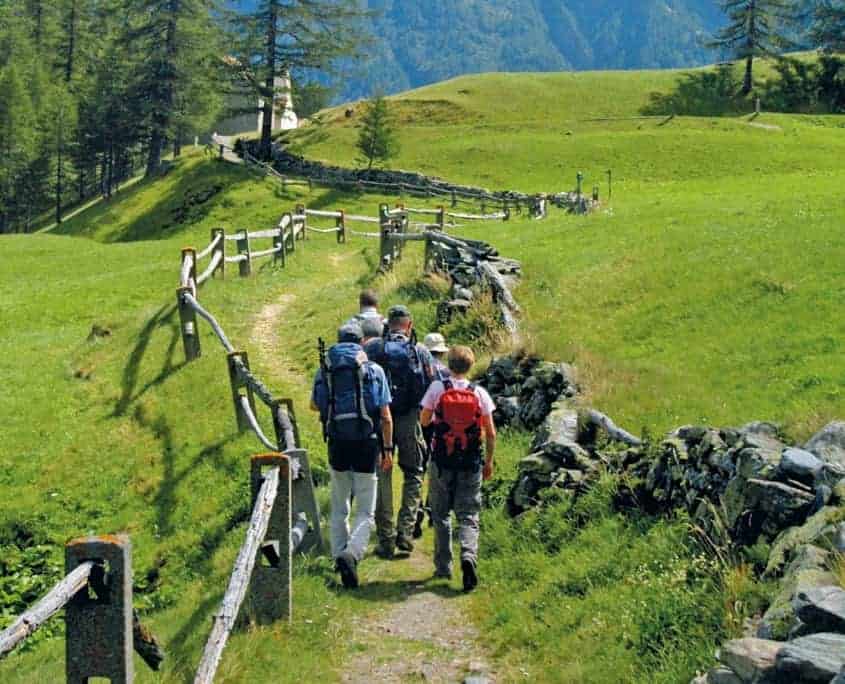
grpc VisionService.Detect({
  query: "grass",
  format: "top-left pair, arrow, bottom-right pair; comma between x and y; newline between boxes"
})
3,56 -> 845,682
289,67 -> 845,440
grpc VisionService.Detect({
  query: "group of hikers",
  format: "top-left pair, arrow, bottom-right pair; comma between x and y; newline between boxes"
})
310,290 -> 498,592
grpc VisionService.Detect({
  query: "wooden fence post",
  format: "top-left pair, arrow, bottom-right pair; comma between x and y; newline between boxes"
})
65,535 -> 133,684
451,189 -> 457,208
503,200 -> 510,221
181,248 -> 197,290
246,454 -> 292,624
211,228 -> 225,279
176,286 -> 201,361
437,205 -> 445,230
227,351 -> 256,433
236,229 -> 251,277
295,204 -> 306,242
336,209 -> 346,244
273,221 -> 286,268
378,204 -> 391,271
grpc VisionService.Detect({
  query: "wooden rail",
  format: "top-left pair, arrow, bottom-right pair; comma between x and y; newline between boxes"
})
194,465 -> 281,684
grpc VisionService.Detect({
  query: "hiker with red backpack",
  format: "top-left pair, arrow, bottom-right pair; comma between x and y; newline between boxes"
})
311,321 -> 394,588
420,345 -> 496,592
364,305 -> 435,557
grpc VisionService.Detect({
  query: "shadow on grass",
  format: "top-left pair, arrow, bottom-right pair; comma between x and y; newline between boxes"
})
113,303 -> 185,418
641,64 -> 745,116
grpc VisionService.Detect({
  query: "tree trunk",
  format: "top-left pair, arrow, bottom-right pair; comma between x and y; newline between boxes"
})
146,1 -> 179,176
173,134 -> 181,158
742,54 -> 754,95
65,0 -> 77,83
259,0 -> 279,161
56,142 -> 63,225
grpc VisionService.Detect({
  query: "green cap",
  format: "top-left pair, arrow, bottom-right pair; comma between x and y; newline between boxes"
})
387,305 -> 411,321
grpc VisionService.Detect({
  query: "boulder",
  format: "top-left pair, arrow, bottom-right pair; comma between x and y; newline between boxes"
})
718,638 -> 781,682
541,438 -> 596,472
766,507 -> 845,576
831,666 -> 845,684
834,479 -> 845,505
531,400 -> 579,451
794,586 -> 845,634
836,522 -> 845,553
704,667 -> 743,684
735,432 -> 786,480
758,545 -> 836,640
745,479 -> 815,535
774,633 -> 845,682
805,422 -> 845,471
779,448 -> 824,484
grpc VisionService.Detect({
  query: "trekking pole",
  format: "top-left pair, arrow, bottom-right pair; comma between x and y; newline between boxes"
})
318,337 -> 328,442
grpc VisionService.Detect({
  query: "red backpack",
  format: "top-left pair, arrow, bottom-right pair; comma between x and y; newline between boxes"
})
432,381 -> 483,470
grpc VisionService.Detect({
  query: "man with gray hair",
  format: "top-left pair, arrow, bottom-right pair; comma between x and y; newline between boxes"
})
365,305 -> 434,555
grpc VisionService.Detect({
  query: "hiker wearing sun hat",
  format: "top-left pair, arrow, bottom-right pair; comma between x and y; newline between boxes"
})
423,332 -> 451,382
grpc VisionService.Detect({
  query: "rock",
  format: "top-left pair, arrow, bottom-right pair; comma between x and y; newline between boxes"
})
834,479 -> 845,505
814,485 -> 834,513
805,422 -> 845,470
746,479 -> 815,534
531,400 -> 579,451
493,396 -> 520,427
435,299 -> 471,325
835,523 -> 845,553
831,665 -> 845,684
775,633 -> 845,682
705,667 -> 744,684
735,432 -> 786,480
541,438 -> 596,472
779,448 -> 824,484
718,638 -> 781,682
519,390 -> 553,430
767,507 -> 845,576
758,545 -> 836,640
794,586 -> 845,633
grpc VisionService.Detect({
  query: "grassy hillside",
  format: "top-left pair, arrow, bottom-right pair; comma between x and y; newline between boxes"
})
3,60 -> 845,683
289,66 -> 845,439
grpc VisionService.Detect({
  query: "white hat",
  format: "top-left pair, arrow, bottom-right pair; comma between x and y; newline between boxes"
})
423,332 -> 449,354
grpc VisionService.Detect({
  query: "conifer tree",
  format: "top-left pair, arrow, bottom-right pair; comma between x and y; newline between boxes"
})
0,66 -> 37,233
356,95 -> 398,170
811,1 -> 845,51
711,0 -> 794,95
234,0 -> 368,159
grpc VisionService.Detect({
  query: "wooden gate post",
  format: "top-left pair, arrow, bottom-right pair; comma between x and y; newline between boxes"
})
246,454 -> 292,624
211,228 -> 225,279
236,229 -> 251,277
65,535 -> 133,684
336,209 -> 346,244
226,351 -> 256,433
176,286 -> 201,361
451,189 -> 457,208
181,248 -> 197,291
437,205 -> 445,230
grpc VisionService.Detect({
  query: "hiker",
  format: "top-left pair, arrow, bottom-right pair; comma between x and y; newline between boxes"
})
413,333 -> 452,538
364,305 -> 435,557
311,321 -> 394,588
420,345 -> 496,592
354,289 -> 385,328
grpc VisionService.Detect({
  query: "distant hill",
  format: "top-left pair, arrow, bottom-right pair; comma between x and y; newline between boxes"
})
230,0 -> 718,99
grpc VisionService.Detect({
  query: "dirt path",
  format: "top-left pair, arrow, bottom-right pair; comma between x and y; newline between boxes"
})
342,544 -> 494,684
251,290 -> 493,683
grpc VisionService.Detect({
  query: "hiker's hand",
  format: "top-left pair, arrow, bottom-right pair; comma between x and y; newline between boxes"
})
381,453 -> 393,472
483,461 -> 493,481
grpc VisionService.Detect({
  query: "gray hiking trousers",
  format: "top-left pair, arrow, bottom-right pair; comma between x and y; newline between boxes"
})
395,409 -> 426,539
429,461 -> 482,575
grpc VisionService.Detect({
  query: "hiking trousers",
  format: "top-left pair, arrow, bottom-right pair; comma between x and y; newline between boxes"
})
395,409 -> 426,539
330,468 -> 378,562
429,462 -> 482,575
374,464 -> 395,549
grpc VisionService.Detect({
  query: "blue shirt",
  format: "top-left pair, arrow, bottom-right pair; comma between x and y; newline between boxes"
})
311,344 -> 392,421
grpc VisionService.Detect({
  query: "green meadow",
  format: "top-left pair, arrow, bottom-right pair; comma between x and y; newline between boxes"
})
2,61 -> 844,682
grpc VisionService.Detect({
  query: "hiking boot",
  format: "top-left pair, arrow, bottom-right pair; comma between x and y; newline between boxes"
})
373,543 -> 394,560
413,509 -> 425,539
395,533 -> 414,553
461,558 -> 478,593
336,551 -> 359,589
433,568 -> 452,580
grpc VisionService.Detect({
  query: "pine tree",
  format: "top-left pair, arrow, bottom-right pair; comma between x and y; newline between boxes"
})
711,0 -> 794,95
0,65 -> 37,233
356,96 -> 398,170
234,0 -> 368,159
128,0 -> 224,175
811,1 -> 845,51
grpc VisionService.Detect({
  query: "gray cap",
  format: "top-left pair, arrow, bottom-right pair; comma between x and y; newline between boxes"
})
387,304 -> 411,321
337,321 -> 363,343
360,317 -> 383,340
423,332 -> 449,353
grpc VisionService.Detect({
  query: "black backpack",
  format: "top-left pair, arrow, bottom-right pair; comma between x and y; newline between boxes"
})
323,344 -> 375,443
370,332 -> 428,416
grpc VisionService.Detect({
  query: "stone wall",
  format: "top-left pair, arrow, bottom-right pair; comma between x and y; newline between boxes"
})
237,140 -> 598,215
480,350 -> 845,683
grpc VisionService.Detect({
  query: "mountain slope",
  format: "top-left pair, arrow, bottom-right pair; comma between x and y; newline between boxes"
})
337,0 -> 723,98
